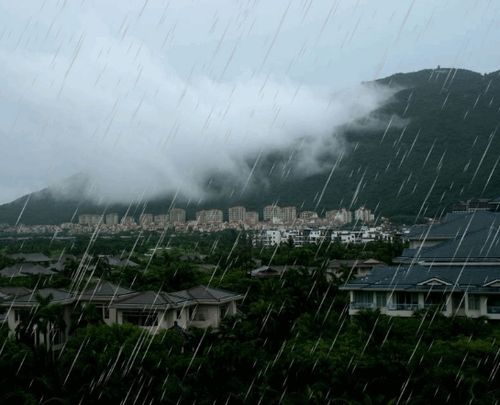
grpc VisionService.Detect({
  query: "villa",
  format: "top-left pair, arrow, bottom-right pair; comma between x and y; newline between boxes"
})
341,210 -> 500,319
1,281 -> 242,349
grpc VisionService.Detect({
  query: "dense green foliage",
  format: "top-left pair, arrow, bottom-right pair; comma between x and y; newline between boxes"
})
0,234 -> 499,403
0,269 -> 499,404
1,68 -> 500,225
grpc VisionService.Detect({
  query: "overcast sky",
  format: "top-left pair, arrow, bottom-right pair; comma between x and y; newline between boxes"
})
1,0 -> 500,203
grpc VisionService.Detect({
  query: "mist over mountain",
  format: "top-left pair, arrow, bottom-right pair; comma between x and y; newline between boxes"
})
1,67 -> 500,225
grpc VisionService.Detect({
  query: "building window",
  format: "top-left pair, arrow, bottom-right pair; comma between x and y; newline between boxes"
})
176,309 -> 181,319
103,307 -> 110,319
375,292 -> 387,308
352,291 -> 373,309
424,293 -> 447,310
191,306 -> 207,321
487,297 -> 500,314
122,312 -> 158,327
468,295 -> 480,311
391,292 -> 419,310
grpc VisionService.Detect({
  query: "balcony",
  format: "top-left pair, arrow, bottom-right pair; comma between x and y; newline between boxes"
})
387,304 -> 420,311
350,302 -> 374,310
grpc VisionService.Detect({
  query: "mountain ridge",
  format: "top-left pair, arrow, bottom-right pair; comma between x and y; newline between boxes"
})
2,67 -> 500,225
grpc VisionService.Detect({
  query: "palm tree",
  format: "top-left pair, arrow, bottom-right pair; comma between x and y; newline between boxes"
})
15,293 -> 66,350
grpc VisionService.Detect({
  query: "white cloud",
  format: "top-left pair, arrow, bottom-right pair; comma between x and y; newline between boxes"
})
7,0 -> 497,203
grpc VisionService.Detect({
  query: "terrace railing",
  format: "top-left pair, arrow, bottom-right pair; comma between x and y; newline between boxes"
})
387,303 -> 420,311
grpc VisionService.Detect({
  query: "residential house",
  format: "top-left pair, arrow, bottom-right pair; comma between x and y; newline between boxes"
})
1,282 -> 242,347
342,210 -> 500,319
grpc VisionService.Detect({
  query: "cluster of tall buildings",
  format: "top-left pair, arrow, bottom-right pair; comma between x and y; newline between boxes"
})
78,205 -> 375,228
261,205 -> 374,225
78,208 -> 187,227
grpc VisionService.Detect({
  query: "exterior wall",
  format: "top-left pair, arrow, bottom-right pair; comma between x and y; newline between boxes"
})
189,305 -> 220,328
346,291 -> 500,319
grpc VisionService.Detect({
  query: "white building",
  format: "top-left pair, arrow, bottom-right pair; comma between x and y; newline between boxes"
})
263,205 -> 282,222
245,211 -> 259,225
228,206 -> 246,223
354,207 -> 375,223
1,282 -> 243,349
281,206 -> 297,224
105,213 -> 119,226
196,209 -> 223,224
169,208 -> 186,224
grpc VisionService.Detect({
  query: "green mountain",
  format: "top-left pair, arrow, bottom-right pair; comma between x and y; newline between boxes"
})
2,68 -> 500,225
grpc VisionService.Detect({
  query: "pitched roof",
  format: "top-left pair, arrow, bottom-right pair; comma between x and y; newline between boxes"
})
111,290 -> 185,309
1,288 -> 74,306
0,263 -> 57,277
408,211 -> 500,240
8,253 -> 51,263
0,287 -> 32,300
0,286 -> 32,295
105,256 -> 139,267
341,265 -> 500,294
79,281 -> 135,301
173,286 -> 242,303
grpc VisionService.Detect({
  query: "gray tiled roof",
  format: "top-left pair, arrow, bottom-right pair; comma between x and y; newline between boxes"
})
173,286 -> 242,303
402,212 -> 500,263
112,290 -> 182,308
341,265 -> 500,294
79,281 -> 135,301
8,253 -> 51,262
408,211 -> 500,240
105,256 -> 139,267
0,263 -> 57,277
0,287 -> 32,299
2,288 -> 74,305
415,228 -> 500,260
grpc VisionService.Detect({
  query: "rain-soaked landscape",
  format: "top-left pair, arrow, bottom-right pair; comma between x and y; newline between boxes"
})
0,1 -> 499,404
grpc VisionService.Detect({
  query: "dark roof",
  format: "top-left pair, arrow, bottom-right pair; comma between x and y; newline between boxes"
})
408,211 -> 500,240
111,290 -> 186,309
403,211 -> 500,263
0,263 -> 57,277
173,286 -> 242,303
416,228 -> 500,260
327,259 -> 384,269
106,257 -> 139,267
8,253 -> 51,263
0,286 -> 32,295
0,287 -> 32,299
79,281 -> 134,301
1,288 -> 74,306
249,265 -> 284,277
341,265 -> 500,294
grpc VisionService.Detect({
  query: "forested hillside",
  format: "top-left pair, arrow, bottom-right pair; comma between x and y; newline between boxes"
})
1,68 -> 499,224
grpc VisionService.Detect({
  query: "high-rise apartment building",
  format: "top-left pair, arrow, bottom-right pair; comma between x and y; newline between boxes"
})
228,206 -> 246,222
326,208 -> 353,225
105,213 -> 119,226
121,216 -> 137,226
263,205 -> 282,222
79,214 -> 103,225
245,211 -> 259,225
281,206 -> 297,223
154,215 -> 168,226
169,208 -> 186,224
139,213 -> 154,226
354,207 -> 374,223
196,209 -> 223,224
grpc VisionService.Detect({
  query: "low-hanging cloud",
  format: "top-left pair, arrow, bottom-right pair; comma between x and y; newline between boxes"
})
0,1 -> 395,204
